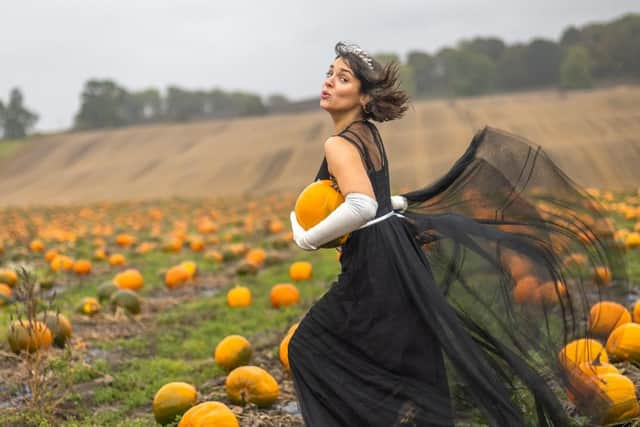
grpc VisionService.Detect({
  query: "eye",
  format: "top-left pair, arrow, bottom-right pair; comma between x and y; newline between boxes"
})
325,70 -> 332,77
339,76 -> 348,83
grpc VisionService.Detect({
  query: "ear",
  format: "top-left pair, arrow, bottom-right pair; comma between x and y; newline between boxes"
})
360,93 -> 372,108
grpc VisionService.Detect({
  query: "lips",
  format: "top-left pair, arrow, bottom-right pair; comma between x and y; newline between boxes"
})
321,90 -> 330,99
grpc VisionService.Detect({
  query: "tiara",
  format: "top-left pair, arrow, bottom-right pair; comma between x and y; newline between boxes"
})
337,43 -> 375,71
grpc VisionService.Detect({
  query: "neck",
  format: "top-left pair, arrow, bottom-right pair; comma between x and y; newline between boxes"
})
331,110 -> 365,134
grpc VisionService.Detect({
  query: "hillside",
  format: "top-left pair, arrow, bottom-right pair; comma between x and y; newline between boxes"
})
1,85 -> 639,207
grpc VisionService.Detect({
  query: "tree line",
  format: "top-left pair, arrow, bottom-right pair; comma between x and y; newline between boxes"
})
2,12 -> 638,139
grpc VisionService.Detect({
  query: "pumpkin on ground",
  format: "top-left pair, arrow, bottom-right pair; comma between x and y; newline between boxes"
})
97,281 -> 119,303
605,322 -> 640,362
0,283 -> 13,306
165,265 -> 191,289
114,268 -> 144,291
270,283 -> 300,308
108,253 -> 126,266
7,319 -> 53,354
559,338 -> 609,367
227,286 -> 251,308
289,261 -> 312,281
294,180 -> 348,247
72,259 -> 92,275
214,335 -> 253,372
178,401 -> 239,427
225,366 -> 279,407
77,297 -> 101,316
40,311 -> 72,348
152,381 -> 198,425
633,299 -> 640,323
279,323 -> 299,371
588,301 -> 631,337
110,289 -> 142,315
591,373 -> 640,425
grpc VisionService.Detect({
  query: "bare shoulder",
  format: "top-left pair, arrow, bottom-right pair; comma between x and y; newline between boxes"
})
323,136 -> 358,155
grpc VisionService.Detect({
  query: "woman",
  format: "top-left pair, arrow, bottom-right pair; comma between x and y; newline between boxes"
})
287,42 -> 628,426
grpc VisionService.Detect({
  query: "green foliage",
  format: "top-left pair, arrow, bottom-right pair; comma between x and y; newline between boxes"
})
0,88 -> 38,139
560,46 -> 594,90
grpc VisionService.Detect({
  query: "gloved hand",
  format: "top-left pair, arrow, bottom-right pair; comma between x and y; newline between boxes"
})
391,195 -> 408,212
290,211 -> 317,251
289,192 -> 378,251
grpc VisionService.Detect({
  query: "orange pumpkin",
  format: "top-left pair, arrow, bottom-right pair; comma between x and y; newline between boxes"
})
245,248 -> 266,267
225,366 -> 279,407
512,275 -> 540,304
536,280 -> 567,305
189,237 -> 205,252
588,301 -> 631,337
115,233 -> 136,247
180,261 -> 197,279
591,374 -> 640,425
165,265 -> 191,289
50,255 -> 74,271
227,286 -> 251,308
594,266 -> 612,286
178,401 -> 239,427
633,299 -> 640,323
289,261 -> 312,281
44,249 -> 60,262
294,180 -> 348,247
29,239 -> 45,252
72,259 -> 92,275
279,323 -> 299,371
0,283 -> 13,305
605,322 -> 640,362
114,268 -> 144,291
559,338 -> 609,368
108,253 -> 126,266
270,283 -> 300,308
7,319 -> 53,354
152,382 -> 198,425
214,335 -> 253,372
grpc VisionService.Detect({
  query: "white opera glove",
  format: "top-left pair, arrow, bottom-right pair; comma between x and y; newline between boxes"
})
289,193 -> 378,251
391,195 -> 408,212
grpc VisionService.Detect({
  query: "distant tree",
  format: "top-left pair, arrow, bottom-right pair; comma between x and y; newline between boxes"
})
439,48 -> 496,96
165,86 -> 206,121
560,46 -> 593,89
74,79 -> 130,129
125,88 -> 163,123
458,37 -> 506,63
496,44 -> 530,90
560,26 -> 582,46
266,94 -> 290,110
525,38 -> 563,87
0,88 -> 39,139
228,92 -> 267,116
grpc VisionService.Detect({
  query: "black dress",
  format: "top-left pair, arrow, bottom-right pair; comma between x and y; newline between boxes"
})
288,120 -> 628,426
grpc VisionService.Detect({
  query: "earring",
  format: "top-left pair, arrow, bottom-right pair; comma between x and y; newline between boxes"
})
362,103 -> 370,114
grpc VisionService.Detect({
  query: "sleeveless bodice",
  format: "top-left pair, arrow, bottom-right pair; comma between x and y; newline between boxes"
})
314,120 -> 392,217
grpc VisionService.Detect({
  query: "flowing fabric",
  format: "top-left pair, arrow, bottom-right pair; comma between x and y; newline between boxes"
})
288,121 -> 629,426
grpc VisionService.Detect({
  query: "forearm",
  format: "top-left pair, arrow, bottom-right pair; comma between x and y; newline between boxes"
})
297,193 -> 378,249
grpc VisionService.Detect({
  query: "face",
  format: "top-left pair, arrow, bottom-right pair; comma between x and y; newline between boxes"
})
320,57 -> 369,116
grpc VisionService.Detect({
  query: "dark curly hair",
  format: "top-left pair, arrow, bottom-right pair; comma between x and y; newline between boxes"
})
334,41 -> 410,122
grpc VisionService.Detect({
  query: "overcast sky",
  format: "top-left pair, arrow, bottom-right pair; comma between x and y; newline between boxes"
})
1,1 -> 638,132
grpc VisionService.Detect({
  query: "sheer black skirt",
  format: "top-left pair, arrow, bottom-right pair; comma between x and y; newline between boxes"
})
289,126 -> 629,426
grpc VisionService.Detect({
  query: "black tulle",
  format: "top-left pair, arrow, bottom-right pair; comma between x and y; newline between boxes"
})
288,122 -> 628,426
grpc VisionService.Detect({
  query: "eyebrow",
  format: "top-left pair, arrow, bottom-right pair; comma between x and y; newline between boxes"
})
328,65 -> 354,75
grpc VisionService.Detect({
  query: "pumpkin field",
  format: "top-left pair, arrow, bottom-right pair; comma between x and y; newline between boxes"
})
1,85 -> 640,426
0,187 -> 639,426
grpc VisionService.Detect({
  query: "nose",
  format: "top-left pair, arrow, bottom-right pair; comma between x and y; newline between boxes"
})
323,75 -> 334,89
